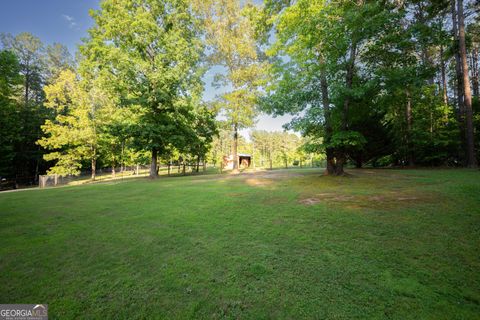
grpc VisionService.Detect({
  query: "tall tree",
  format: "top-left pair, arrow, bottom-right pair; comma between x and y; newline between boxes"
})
1,33 -> 44,105
38,70 -> 111,179
188,107 -> 218,172
81,0 -> 205,178
262,0 -> 385,175
0,50 -> 22,177
1,32 -> 49,182
200,0 -> 267,171
454,0 -> 477,167
45,43 -> 74,82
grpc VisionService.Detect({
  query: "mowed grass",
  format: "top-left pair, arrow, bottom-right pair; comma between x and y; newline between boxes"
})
1,168 -> 479,319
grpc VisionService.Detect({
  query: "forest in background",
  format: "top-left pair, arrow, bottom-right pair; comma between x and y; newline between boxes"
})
0,0 -> 479,185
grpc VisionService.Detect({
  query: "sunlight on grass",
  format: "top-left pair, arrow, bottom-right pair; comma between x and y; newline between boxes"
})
1,168 -> 479,318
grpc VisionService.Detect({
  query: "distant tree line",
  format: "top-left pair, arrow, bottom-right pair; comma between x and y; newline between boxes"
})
208,128 -> 316,169
0,33 -> 74,183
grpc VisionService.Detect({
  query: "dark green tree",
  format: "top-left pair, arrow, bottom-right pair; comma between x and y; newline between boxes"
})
0,50 -> 22,177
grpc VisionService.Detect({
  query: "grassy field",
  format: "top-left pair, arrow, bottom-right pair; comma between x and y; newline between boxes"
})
1,168 -> 479,319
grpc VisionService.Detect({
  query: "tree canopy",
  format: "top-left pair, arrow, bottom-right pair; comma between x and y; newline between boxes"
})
0,0 -> 479,184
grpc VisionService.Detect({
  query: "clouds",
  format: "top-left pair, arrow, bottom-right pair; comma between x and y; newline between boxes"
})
61,14 -> 78,29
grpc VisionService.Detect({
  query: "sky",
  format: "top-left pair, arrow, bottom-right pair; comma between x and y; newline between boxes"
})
0,0 -> 294,138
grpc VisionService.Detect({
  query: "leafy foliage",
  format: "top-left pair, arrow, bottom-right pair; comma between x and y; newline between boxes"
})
260,0 -> 479,170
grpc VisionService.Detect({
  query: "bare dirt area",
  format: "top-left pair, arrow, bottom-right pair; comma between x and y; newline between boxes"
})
189,168 -> 311,185
300,191 -> 437,213
291,169 -> 436,209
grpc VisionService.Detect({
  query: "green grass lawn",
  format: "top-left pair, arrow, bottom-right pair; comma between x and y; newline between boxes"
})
1,168 -> 479,319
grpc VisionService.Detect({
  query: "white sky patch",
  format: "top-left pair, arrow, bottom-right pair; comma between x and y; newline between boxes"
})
61,14 -> 78,29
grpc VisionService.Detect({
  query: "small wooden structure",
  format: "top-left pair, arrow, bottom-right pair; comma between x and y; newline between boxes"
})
222,153 -> 252,169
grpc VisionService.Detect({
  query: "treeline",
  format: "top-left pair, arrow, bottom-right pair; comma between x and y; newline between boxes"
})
1,0 -> 275,182
0,33 -> 74,183
0,0 -> 268,182
209,129 -> 318,169
0,32 -> 216,182
1,1 -> 221,183
259,0 -> 480,174
1,0 -> 479,183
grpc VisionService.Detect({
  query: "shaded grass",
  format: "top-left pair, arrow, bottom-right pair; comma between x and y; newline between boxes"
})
0,168 -> 479,319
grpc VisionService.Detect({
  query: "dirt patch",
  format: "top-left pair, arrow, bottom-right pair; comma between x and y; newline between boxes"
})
369,195 -> 386,201
245,178 -> 272,187
298,191 -> 432,209
299,198 -> 322,205
189,177 -> 228,184
241,169 -> 307,180
298,193 -> 356,206
397,196 -> 418,201
316,193 -> 355,201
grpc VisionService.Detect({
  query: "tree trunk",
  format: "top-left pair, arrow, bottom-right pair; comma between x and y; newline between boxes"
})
91,157 -> 96,181
120,141 -> 125,173
332,42 -> 357,176
168,162 -> 171,176
343,43 -> 357,132
334,152 -> 345,176
452,0 -> 466,161
232,123 -> 239,171
196,155 -> 200,173
355,154 -> 362,168
318,60 -> 336,175
415,3 -> 435,86
252,142 -> 256,169
326,42 -> 357,177
440,44 -> 448,105
34,156 -> 39,184
472,46 -> 479,98
457,0 -> 477,167
326,149 -> 336,174
320,62 -> 336,176
149,149 -> 158,178
111,155 -> 116,178
406,89 -> 414,166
